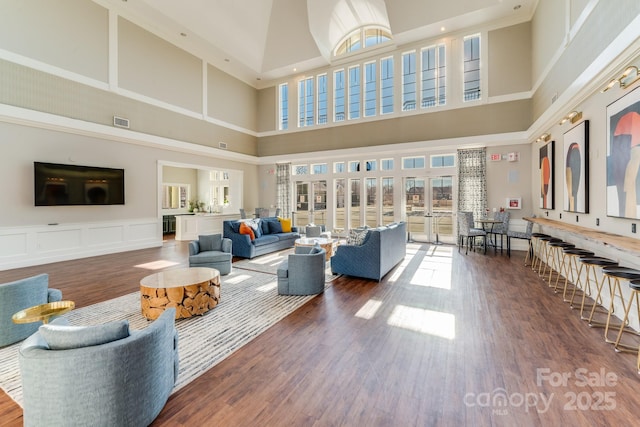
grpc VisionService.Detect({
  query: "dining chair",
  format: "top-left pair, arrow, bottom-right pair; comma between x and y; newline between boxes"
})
457,211 -> 486,254
491,211 -> 510,252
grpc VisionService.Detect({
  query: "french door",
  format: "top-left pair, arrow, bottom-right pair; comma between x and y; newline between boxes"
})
404,176 -> 455,244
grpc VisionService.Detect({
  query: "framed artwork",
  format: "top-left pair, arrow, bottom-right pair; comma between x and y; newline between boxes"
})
506,197 -> 521,209
607,86 -> 640,218
563,120 -> 589,213
539,140 -> 554,209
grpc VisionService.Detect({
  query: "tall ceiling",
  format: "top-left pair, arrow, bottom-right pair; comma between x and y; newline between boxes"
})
95,0 -> 536,87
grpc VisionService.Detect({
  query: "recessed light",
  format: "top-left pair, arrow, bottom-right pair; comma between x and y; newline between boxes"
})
440,26 -> 446,32
293,68 -> 297,72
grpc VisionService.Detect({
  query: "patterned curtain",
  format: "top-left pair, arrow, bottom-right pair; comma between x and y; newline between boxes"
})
276,163 -> 291,218
457,148 -> 487,220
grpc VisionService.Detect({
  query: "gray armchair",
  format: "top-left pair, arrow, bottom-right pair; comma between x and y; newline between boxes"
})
19,307 -> 179,427
189,234 -> 232,275
0,273 -> 62,347
277,244 -> 326,295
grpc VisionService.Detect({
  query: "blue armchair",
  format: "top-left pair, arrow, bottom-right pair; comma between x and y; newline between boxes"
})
0,274 -> 62,347
277,244 -> 326,295
189,234 -> 233,275
19,307 -> 179,427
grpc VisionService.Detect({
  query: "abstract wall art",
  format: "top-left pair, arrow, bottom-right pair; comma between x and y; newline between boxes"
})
607,86 -> 640,219
563,120 -> 589,213
539,140 -> 554,209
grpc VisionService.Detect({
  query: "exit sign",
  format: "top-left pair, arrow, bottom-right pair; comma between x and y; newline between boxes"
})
490,153 -> 501,161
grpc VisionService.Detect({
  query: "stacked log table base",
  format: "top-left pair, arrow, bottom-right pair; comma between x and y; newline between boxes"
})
140,267 -> 220,320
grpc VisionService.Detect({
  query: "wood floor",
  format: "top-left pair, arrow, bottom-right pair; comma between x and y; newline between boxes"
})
2,238 -> 640,426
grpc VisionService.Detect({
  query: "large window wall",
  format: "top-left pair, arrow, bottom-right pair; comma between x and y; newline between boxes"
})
289,153 -> 456,242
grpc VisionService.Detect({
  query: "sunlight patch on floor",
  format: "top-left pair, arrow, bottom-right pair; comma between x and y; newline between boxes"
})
134,260 -> 181,270
224,274 -> 253,284
387,249 -> 421,283
387,305 -> 455,339
355,299 -> 383,320
256,280 -> 278,292
251,252 -> 287,265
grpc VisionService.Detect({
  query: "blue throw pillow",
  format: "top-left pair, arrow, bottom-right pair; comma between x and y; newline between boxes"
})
39,320 -> 130,350
230,221 -> 241,233
261,219 -> 271,235
268,220 -> 283,234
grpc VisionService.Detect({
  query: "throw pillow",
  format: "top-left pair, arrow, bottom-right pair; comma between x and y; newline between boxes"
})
346,228 -> 368,246
268,220 -> 283,234
199,234 -> 222,251
239,222 -> 255,240
230,221 -> 241,233
247,218 -> 262,238
278,217 -> 292,232
261,219 -> 272,235
39,320 -> 130,350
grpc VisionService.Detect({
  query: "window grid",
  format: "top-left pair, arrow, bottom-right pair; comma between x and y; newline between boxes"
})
334,69 -> 345,122
421,44 -> 446,108
312,163 -> 328,174
279,83 -> 288,130
317,74 -> 328,125
402,51 -> 417,111
334,162 -> 346,173
298,77 -> 314,127
381,159 -> 394,170
348,65 -> 361,120
430,154 -> 456,168
364,62 -> 377,117
381,56 -> 394,114
402,156 -> 426,169
463,35 -> 481,101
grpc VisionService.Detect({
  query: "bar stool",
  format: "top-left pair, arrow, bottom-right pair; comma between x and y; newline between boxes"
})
537,236 -> 562,278
530,233 -> 550,271
546,241 -> 575,287
613,279 -> 640,356
554,248 -> 594,300
602,267 -> 640,344
580,257 -> 619,322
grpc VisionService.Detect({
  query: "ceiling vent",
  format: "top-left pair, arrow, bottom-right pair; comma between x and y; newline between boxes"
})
113,116 -> 130,129
219,142 -> 228,149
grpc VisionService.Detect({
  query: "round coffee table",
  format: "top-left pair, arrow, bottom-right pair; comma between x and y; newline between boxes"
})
294,237 -> 337,261
12,301 -> 75,324
140,267 -> 220,320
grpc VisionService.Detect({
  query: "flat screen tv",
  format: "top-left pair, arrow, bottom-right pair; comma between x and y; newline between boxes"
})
34,162 -> 125,206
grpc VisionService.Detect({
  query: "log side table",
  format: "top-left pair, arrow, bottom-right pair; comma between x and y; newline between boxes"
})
140,267 -> 220,320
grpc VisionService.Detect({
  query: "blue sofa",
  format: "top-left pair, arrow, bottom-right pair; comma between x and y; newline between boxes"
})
223,217 -> 300,259
331,222 -> 407,281
19,307 -> 179,427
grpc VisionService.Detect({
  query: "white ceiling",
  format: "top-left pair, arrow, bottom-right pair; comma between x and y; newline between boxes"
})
95,0 -> 536,87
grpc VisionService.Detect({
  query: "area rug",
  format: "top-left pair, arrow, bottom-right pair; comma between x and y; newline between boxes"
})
0,269 -> 315,407
233,248 -> 341,282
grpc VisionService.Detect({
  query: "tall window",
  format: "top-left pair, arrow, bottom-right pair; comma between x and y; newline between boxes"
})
335,26 -> 391,57
402,51 -> 417,111
364,62 -> 377,117
381,56 -> 394,114
317,74 -> 328,124
335,178 -> 346,229
382,177 -> 394,224
421,44 -> 446,108
334,69 -> 345,122
348,65 -> 361,120
350,178 -> 361,228
463,34 -> 481,101
366,177 -> 377,227
278,83 -> 288,130
298,77 -> 314,127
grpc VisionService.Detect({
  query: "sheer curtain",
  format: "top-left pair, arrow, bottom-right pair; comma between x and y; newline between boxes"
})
276,163 -> 291,218
457,147 -> 487,221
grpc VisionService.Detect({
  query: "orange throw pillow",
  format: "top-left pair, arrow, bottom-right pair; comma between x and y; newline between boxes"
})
278,217 -> 292,233
239,222 -> 255,240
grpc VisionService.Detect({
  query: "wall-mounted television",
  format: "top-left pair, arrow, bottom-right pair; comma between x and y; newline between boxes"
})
34,162 -> 125,206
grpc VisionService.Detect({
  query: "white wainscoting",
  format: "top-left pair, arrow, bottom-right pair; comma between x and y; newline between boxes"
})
0,218 -> 162,271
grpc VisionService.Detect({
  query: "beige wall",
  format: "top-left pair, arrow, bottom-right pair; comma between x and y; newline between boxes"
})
488,22 -> 531,96
0,0 -> 109,82
207,65 -> 258,131
258,100 -> 532,156
486,145 -> 532,219
119,18 -> 203,113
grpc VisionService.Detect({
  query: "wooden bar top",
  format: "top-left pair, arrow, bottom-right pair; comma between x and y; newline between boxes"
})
524,217 -> 640,257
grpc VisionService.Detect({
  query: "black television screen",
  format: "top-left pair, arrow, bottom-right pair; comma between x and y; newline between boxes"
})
34,162 -> 125,206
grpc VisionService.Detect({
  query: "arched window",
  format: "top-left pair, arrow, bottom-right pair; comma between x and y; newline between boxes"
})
334,26 -> 391,57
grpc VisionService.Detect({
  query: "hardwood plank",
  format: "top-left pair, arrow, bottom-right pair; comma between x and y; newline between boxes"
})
1,240 -> 640,426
